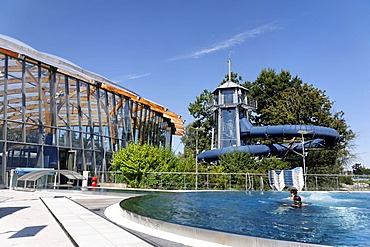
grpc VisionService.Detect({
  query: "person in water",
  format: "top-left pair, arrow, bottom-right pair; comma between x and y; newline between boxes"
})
290,187 -> 303,208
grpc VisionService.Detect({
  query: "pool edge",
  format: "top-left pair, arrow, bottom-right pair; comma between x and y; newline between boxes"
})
106,196 -> 327,247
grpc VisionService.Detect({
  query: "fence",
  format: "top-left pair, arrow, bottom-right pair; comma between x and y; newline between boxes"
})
306,173 -> 370,191
144,172 -> 268,190
95,171 -> 370,191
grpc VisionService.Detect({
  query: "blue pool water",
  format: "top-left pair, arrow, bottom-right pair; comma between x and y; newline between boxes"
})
121,191 -> 370,246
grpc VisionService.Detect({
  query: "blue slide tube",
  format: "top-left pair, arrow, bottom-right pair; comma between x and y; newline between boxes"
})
197,119 -> 340,162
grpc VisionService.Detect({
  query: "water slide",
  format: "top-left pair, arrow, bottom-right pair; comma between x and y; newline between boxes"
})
197,118 -> 340,162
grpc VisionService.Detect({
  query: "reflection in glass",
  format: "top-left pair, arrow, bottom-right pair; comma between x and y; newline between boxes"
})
84,150 -> 93,172
6,144 -> 40,168
58,129 -> 69,147
7,122 -> 22,142
221,109 -> 236,148
0,48 -> 177,185
72,131 -> 81,148
25,124 -> 40,144
223,89 -> 234,104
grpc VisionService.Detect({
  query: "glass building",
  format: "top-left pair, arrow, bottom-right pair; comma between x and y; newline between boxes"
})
0,34 -> 184,186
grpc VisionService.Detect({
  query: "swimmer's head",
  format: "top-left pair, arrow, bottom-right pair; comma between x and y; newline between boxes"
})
293,195 -> 301,202
290,187 -> 298,196
293,195 -> 302,206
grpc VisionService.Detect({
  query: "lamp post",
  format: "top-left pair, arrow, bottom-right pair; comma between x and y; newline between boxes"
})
298,130 -> 312,190
193,127 -> 205,190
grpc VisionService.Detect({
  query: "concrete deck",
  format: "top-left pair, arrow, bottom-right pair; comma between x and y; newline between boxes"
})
0,189 -> 154,247
0,189 -> 227,247
0,189 -> 323,247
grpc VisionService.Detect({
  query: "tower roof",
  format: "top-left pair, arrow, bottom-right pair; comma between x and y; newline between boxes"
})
212,80 -> 248,94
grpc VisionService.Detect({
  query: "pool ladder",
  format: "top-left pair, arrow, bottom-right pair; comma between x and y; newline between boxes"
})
245,173 -> 264,191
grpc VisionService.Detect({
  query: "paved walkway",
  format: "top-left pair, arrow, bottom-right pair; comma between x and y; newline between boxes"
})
0,189 -> 319,247
0,189 -> 152,247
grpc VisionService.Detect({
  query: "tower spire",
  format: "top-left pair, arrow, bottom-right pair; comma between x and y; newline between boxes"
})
228,52 -> 231,82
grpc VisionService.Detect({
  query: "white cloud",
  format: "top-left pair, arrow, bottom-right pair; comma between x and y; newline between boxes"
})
113,72 -> 151,83
170,22 -> 282,61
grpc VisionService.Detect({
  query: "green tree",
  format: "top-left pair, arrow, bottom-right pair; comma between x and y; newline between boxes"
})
110,143 -> 179,187
219,151 -> 256,173
260,84 -> 333,126
258,157 -> 291,173
243,68 -> 302,125
244,68 -> 355,172
181,122 -> 210,160
307,150 -> 341,174
352,163 -> 370,175
219,151 -> 290,174
186,67 -> 355,174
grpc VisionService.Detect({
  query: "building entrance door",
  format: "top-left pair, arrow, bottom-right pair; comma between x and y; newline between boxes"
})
59,149 -> 76,171
59,149 -> 77,184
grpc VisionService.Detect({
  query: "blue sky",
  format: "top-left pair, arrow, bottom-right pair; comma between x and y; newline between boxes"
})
1,0 -> 370,168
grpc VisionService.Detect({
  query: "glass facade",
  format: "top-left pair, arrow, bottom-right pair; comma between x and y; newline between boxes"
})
211,81 -> 256,149
221,109 -> 237,147
0,47 -> 182,185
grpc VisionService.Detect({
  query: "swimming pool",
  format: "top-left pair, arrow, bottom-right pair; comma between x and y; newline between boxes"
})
121,191 -> 370,246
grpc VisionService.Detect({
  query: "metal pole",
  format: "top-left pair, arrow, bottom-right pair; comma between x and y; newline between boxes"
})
193,127 -> 204,190
302,133 -> 309,190
336,176 -> 339,191
298,130 -> 311,191
207,174 -> 209,190
302,133 -> 307,190
195,130 -> 198,190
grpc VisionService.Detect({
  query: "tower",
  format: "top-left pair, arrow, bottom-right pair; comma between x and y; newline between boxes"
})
208,60 -> 256,149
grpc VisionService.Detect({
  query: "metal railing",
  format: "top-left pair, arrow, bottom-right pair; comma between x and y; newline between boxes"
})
306,173 -> 370,191
144,172 -> 268,190
95,171 -> 370,191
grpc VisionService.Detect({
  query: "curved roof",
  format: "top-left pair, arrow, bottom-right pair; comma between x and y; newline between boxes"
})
17,169 -> 86,182
0,34 -> 184,135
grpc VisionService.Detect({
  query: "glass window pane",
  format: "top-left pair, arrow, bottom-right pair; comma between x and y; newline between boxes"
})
221,109 -> 236,147
58,129 -> 69,147
24,62 -> 40,125
26,124 -> 40,144
0,53 -> 5,121
223,89 -> 234,104
103,137 -> 111,151
72,131 -> 81,148
7,121 -> 22,142
0,120 -> 4,140
83,133 -> 93,150
100,91 -> 109,136
123,99 -> 133,143
56,74 -> 68,129
79,81 -> 90,133
84,150 -> 93,172
43,127 -> 56,145
40,68 -> 51,126
68,78 -> 80,131
44,146 -> 58,168
0,141 -> 4,183
113,139 -> 119,152
93,134 -> 101,149
76,150 -> 84,172
108,92 -> 117,139
90,89 -> 99,134
7,57 -> 22,122
6,144 -> 39,169
95,150 -> 102,172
